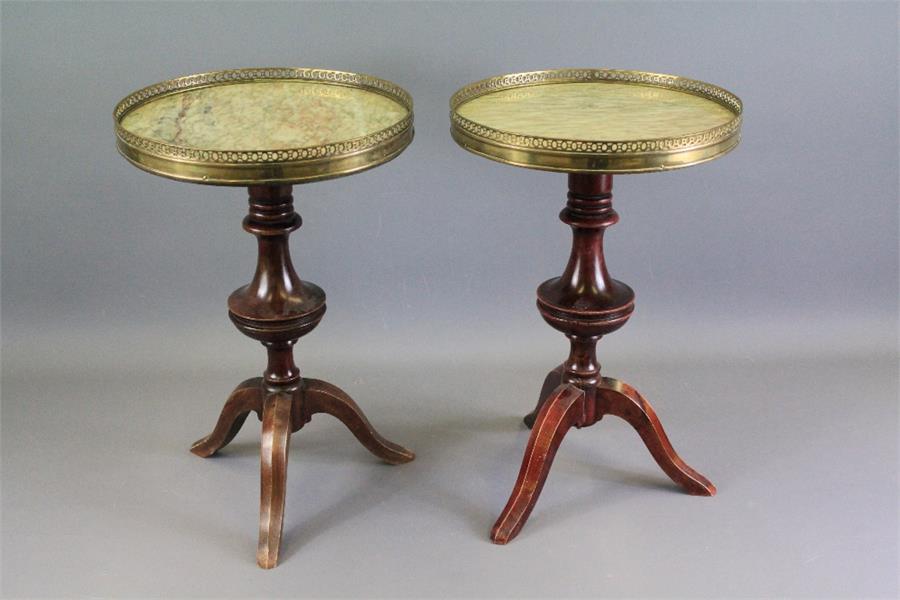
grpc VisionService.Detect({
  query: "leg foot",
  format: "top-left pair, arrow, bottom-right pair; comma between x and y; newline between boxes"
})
492,384 -> 584,545
524,365 -> 564,428
303,378 -> 414,464
257,392 -> 293,569
191,378 -> 264,457
596,377 -> 715,496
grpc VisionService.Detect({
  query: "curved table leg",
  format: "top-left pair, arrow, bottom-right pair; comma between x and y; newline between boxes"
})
523,365 -> 564,429
257,392 -> 293,569
596,377 -> 715,496
303,378 -> 414,465
191,378 -> 264,457
492,384 -> 584,545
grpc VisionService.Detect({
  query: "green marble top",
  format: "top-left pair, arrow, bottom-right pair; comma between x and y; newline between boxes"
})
456,81 -> 734,142
450,69 -> 742,173
121,80 -> 408,151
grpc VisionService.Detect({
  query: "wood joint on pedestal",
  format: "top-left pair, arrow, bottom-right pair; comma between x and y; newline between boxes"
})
192,184 -> 414,569
494,173 -> 714,545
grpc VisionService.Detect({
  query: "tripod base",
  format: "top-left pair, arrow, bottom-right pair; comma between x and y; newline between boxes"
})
493,365 -> 714,545
191,376 -> 414,568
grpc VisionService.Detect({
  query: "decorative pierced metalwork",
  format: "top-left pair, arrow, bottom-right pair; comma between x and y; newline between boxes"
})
115,68 -> 413,164
449,69 -> 742,172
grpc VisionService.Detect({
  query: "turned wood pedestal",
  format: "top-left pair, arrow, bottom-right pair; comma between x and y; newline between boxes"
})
450,68 -> 742,544
115,68 -> 416,568
491,173 -> 715,544
190,186 -> 414,568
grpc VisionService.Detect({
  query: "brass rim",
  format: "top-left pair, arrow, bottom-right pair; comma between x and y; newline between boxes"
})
114,67 -> 414,185
449,68 -> 742,174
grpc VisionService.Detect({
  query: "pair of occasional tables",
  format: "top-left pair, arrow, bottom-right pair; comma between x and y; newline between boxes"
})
114,67 -> 741,568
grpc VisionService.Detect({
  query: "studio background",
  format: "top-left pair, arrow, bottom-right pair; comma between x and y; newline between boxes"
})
2,1 -> 897,598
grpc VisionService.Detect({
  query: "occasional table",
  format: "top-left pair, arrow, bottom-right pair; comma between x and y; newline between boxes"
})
115,68 -> 415,568
450,69 -> 742,544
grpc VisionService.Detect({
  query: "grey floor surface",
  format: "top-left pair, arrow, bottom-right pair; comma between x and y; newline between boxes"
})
2,336 -> 897,598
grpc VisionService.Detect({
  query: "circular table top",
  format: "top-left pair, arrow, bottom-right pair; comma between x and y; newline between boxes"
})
450,69 -> 742,173
115,68 -> 413,185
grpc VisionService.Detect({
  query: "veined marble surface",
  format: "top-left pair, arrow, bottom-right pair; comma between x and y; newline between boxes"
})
457,82 -> 734,141
121,81 -> 408,151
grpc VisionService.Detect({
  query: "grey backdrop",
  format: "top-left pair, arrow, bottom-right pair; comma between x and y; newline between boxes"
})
2,1 -> 897,598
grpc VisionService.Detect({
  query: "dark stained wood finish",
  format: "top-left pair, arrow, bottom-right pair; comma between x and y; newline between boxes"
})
597,377 -> 715,496
492,173 -> 714,544
491,384 -> 583,545
302,378 -> 415,464
190,378 -> 264,458
191,185 -> 414,569
523,364 -> 564,429
258,391 -> 293,569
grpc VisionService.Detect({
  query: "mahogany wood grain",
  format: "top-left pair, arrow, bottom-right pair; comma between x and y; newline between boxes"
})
492,173 -> 714,544
523,364 -> 564,428
192,185 -> 414,568
190,378 -> 263,458
597,377 -> 715,496
258,392 -> 293,569
491,384 -> 583,545
303,378 -> 415,464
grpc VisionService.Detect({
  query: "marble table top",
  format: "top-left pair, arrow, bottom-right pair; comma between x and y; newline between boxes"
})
122,80 -> 407,151
450,69 -> 742,174
115,68 -> 414,185
457,82 -> 734,142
